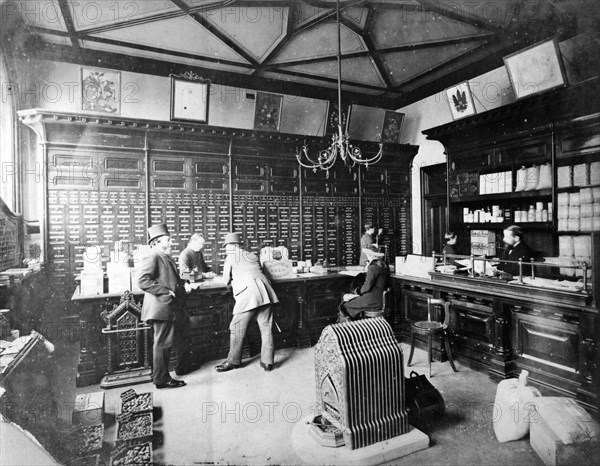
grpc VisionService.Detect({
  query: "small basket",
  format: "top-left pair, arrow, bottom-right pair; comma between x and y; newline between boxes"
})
120,389 -> 153,414
72,424 -> 104,454
116,412 -> 153,443
111,441 -> 153,466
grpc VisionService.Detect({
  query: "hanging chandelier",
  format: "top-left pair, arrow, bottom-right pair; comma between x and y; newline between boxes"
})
296,0 -> 383,172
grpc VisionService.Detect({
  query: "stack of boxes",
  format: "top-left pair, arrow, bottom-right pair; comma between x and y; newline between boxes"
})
470,230 -> 496,256
107,242 -> 132,294
479,170 -> 512,194
558,161 -> 600,232
558,235 -> 592,278
78,243 -> 151,296
558,188 -> 600,232
79,246 -> 105,296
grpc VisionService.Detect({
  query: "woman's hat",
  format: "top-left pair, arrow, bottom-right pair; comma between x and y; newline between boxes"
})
147,224 -> 170,244
222,232 -> 243,245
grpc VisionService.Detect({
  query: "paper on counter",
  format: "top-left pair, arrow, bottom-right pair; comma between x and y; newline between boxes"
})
509,276 -> 584,292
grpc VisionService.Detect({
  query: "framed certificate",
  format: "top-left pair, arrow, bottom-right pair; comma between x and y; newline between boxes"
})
170,75 -> 210,123
504,38 -> 567,100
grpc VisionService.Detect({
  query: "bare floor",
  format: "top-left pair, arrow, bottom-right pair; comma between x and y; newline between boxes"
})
69,344 -> 547,466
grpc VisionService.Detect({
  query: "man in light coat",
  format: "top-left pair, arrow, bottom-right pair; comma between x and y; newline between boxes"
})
138,224 -> 191,389
215,232 -> 279,372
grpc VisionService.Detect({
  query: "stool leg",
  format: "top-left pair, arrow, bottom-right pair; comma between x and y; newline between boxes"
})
407,333 -> 416,366
444,331 -> 458,372
427,335 -> 432,378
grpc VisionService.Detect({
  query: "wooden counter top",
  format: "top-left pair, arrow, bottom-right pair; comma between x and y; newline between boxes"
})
71,268 -> 355,301
391,271 -> 594,310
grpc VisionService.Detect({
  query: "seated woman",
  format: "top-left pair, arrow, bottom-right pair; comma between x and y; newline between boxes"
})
338,250 -> 390,321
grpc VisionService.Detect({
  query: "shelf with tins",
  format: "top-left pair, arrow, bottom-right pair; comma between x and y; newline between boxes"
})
451,190 -> 552,204
463,222 -> 553,230
557,231 -> 598,235
556,184 -> 600,193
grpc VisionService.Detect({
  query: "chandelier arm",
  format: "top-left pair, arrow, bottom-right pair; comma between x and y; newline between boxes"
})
347,144 -> 384,164
296,144 -> 324,166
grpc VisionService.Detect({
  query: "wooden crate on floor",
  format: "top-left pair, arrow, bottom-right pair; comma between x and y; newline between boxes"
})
530,397 -> 600,466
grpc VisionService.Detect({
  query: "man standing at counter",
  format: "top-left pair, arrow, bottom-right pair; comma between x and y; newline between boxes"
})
138,224 -> 192,389
216,232 -> 279,373
496,225 -> 534,279
178,233 -> 216,279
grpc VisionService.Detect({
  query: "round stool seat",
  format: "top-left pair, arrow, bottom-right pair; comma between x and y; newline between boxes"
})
412,321 -> 443,331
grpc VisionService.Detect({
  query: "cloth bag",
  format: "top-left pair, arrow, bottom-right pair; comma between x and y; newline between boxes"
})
493,370 -> 541,442
537,163 -> 552,189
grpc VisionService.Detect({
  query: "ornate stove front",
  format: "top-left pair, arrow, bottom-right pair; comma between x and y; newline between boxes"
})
314,317 -> 408,450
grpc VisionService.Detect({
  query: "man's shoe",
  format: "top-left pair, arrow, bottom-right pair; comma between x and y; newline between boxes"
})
260,361 -> 274,372
156,379 -> 186,389
215,361 -> 240,372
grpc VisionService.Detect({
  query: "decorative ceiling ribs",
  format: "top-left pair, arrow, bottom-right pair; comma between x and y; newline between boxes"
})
361,9 -> 393,90
16,0 -> 570,108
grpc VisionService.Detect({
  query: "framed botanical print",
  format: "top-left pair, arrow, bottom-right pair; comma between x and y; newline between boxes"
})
81,68 -> 120,114
254,92 -> 283,131
381,111 -> 405,143
445,81 -> 476,120
504,38 -> 567,100
170,75 -> 210,123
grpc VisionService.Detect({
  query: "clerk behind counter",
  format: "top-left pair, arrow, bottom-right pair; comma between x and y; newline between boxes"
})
359,222 -> 384,266
178,233 -> 216,279
494,225 -> 534,279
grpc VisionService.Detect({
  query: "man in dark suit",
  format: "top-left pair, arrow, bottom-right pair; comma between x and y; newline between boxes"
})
496,225 -> 534,279
138,224 -> 192,389
178,232 -> 215,279
359,222 -> 383,266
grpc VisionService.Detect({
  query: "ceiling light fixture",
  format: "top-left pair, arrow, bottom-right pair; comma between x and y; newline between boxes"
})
296,0 -> 383,172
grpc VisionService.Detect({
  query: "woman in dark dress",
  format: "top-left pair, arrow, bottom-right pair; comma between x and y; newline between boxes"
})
339,252 -> 389,321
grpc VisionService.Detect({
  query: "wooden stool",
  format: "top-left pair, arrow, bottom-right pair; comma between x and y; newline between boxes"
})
407,297 -> 457,377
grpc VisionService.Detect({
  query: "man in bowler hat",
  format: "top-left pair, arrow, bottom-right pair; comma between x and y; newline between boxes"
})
138,224 -> 192,389
215,232 -> 279,372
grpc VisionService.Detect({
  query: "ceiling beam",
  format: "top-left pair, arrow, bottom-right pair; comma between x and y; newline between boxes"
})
78,35 -> 254,70
31,41 -> 393,107
57,0 -> 80,49
187,9 -> 259,66
389,36 -> 527,108
417,0 -> 506,34
268,67 -> 387,93
252,4 -> 296,74
260,34 -> 492,70
360,9 -> 392,89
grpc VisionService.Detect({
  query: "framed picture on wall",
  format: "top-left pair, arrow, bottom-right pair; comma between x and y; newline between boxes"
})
445,81 -> 476,120
254,92 -> 283,131
81,68 -> 120,114
504,38 -> 567,100
170,75 -> 210,123
381,111 -> 405,143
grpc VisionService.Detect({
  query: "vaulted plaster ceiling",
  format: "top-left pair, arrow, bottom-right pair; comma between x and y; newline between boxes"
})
2,0 -> 597,108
